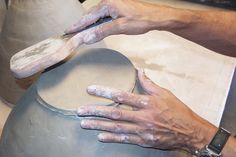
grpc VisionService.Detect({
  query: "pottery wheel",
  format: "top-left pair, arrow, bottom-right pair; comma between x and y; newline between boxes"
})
36,48 -> 136,111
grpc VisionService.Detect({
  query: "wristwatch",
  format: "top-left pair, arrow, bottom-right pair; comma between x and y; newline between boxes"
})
195,127 -> 231,157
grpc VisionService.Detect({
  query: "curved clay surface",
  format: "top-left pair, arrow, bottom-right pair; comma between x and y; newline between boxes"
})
0,0 -> 6,32
0,85 -> 188,157
0,0 -> 84,104
36,48 -> 136,111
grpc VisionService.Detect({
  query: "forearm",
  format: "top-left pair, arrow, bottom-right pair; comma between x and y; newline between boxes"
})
150,7 -> 236,56
222,136 -> 236,157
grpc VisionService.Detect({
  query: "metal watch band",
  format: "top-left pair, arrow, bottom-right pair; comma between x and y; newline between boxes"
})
195,127 -> 231,157
208,127 -> 231,155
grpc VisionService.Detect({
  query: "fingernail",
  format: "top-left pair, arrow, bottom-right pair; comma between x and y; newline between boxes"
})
80,120 -> 87,127
88,85 -> 113,99
87,85 -> 97,93
98,133 -> 106,141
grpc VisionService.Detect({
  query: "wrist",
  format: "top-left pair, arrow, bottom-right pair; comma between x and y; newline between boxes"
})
188,118 -> 218,155
175,113 -> 218,155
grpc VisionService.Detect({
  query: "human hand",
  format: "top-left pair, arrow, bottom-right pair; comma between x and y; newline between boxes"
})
65,0 -> 181,44
77,70 -> 217,155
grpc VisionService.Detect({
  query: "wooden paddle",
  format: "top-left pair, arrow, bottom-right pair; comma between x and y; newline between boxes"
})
10,17 -> 112,79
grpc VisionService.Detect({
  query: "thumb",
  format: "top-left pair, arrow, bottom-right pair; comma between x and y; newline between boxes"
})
138,69 -> 164,95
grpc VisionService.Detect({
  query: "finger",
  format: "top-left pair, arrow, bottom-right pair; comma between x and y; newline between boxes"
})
98,132 -> 146,147
57,29 -> 86,55
81,119 -> 143,134
63,19 -> 124,52
87,85 -> 150,108
77,105 -> 138,122
51,34 -> 84,63
72,18 -> 127,45
65,3 -> 110,34
65,25 -> 102,51
138,69 -> 164,95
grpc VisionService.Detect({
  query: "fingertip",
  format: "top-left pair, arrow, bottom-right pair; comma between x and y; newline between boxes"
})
64,25 -> 77,34
98,133 -> 106,141
64,29 -> 72,34
87,85 -> 114,100
137,68 -> 145,78
80,120 -> 86,128
87,85 -> 98,94
137,69 -> 149,84
137,69 -> 162,95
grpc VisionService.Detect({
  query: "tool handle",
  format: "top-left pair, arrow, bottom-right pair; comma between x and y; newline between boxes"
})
10,17 -> 113,79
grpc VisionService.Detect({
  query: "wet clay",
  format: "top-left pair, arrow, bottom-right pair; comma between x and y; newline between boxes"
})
0,0 -> 84,104
0,48 -> 188,156
0,0 -> 6,32
36,48 -> 136,111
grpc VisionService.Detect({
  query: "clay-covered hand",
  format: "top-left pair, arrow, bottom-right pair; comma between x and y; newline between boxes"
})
65,0 -> 179,44
77,70 -> 217,155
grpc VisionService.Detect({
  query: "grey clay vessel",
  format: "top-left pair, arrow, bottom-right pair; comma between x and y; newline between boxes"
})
0,48 -> 190,157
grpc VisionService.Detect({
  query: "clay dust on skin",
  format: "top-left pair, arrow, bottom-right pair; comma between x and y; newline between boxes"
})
66,5 -> 110,34
87,85 -> 113,99
81,5 -> 110,26
98,133 -> 130,143
140,97 -> 149,106
71,25 -> 103,47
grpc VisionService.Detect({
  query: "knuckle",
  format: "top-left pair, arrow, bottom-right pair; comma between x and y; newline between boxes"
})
94,28 -> 102,39
112,92 -> 125,102
95,26 -> 108,41
141,133 -> 160,145
116,19 -> 127,33
111,109 -> 122,119
114,123 -> 122,132
138,96 -> 151,106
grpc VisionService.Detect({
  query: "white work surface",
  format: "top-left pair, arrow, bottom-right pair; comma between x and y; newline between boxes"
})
84,0 -> 236,126
103,32 -> 235,126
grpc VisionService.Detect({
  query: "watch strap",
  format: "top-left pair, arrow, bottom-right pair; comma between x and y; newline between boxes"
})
208,127 -> 231,155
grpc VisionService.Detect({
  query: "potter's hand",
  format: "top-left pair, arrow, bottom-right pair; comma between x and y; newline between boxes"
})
77,70 -> 217,155
65,0 -> 179,44
66,0 -> 236,56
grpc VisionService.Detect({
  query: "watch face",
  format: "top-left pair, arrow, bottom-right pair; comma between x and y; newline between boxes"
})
198,151 -> 212,157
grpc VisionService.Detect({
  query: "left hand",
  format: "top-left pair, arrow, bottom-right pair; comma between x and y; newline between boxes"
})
77,70 -> 217,154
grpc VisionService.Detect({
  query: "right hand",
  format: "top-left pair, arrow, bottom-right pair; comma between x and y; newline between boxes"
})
77,70 -> 217,155
65,0 -> 179,44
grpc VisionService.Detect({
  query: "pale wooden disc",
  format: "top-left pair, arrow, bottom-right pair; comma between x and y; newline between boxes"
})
36,48 -> 136,111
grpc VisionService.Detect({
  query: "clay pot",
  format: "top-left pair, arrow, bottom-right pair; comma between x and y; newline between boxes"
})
0,0 -> 84,104
0,47 -> 190,157
0,0 -> 6,32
